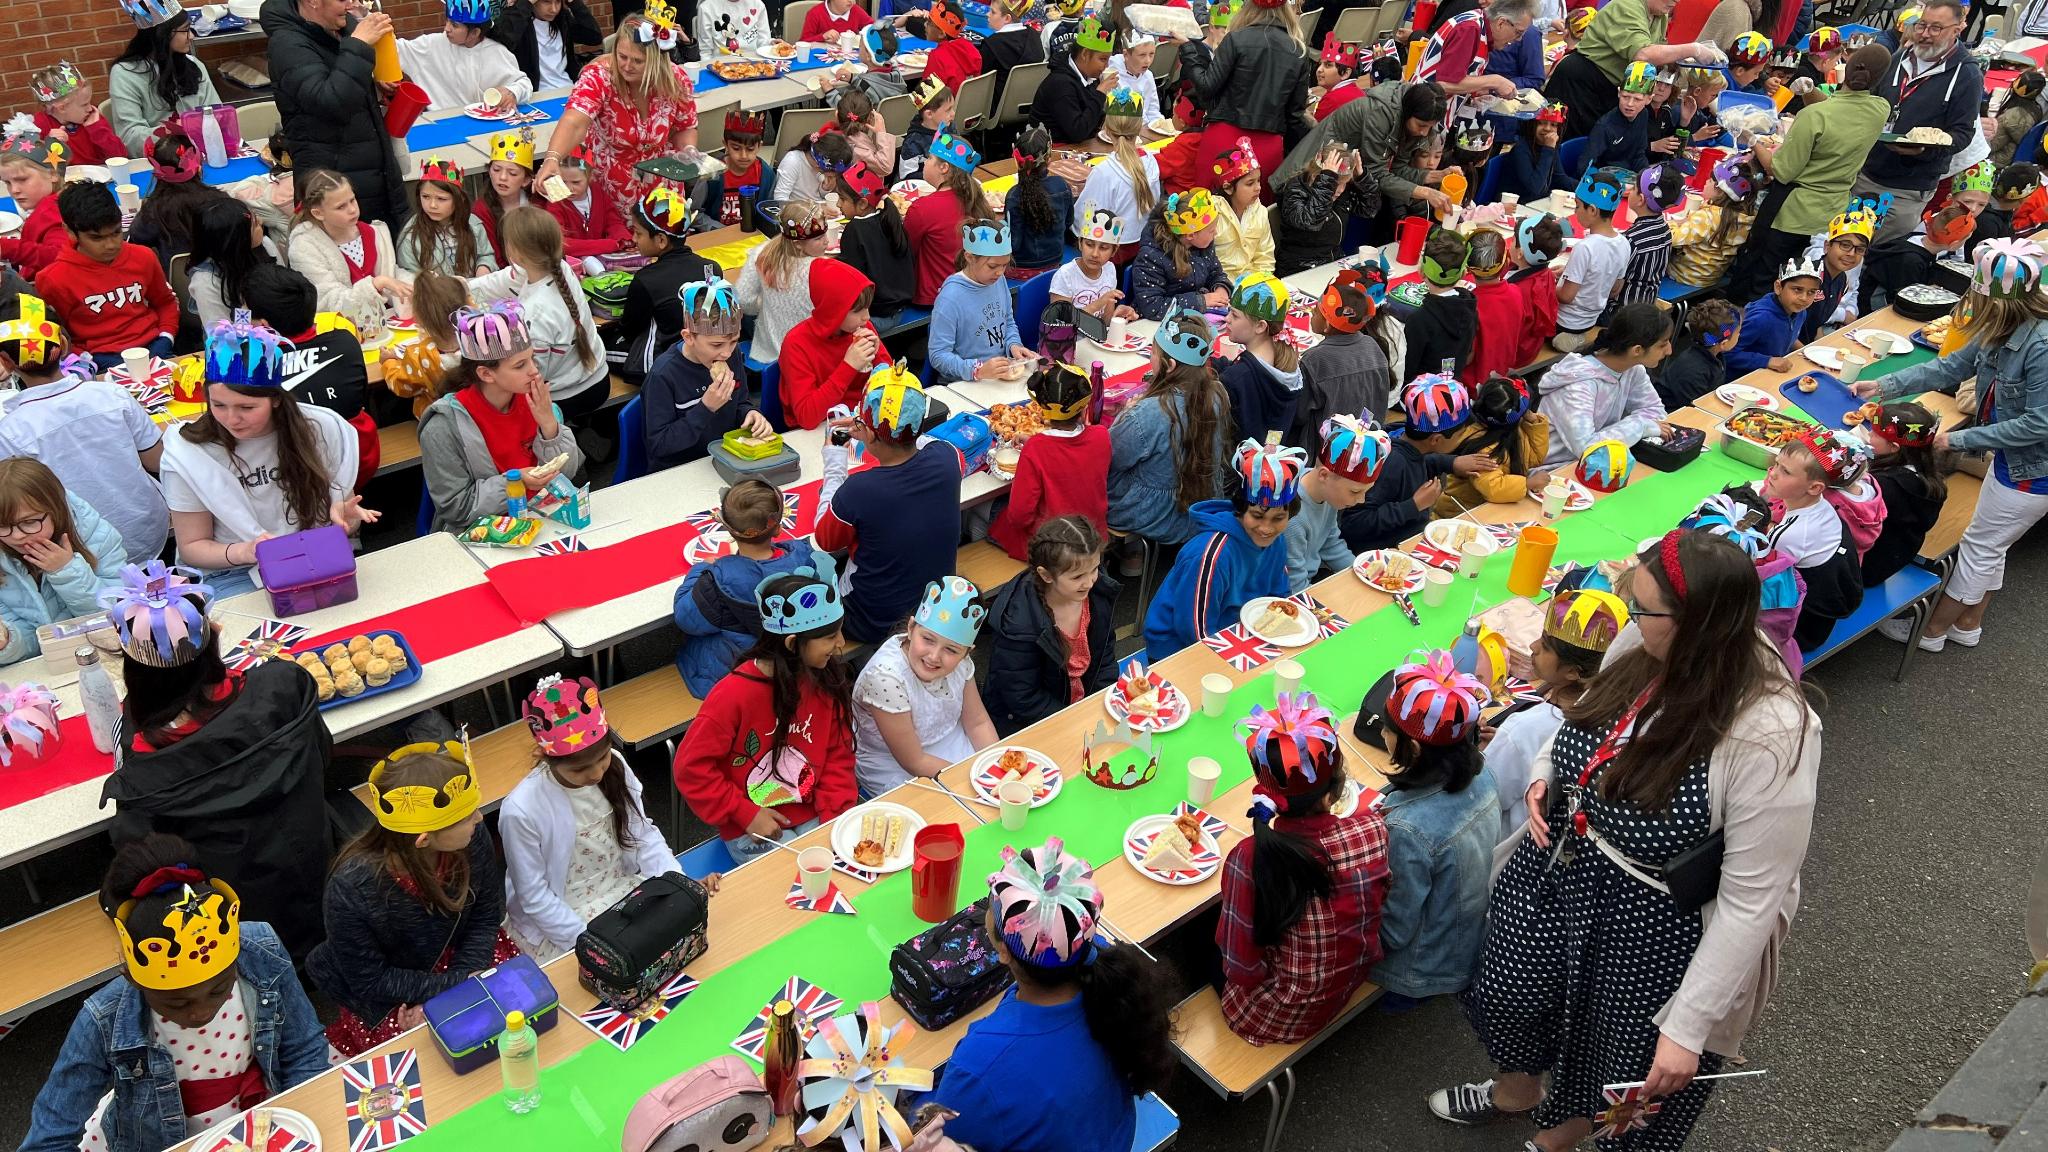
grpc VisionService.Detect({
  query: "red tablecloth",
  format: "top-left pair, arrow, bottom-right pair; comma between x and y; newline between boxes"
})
0,715 -> 111,809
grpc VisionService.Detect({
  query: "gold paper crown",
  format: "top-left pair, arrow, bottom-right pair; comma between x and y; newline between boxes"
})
1544,589 -> 1630,654
115,878 -> 241,991
490,128 -> 535,169
366,740 -> 481,834
1081,718 -> 1158,790
1829,207 -> 1876,241
645,0 -> 679,31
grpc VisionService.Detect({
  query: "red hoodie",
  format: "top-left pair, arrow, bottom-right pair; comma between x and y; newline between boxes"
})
672,662 -> 858,842
546,191 -> 632,259
1509,266 -> 1560,370
780,258 -> 894,429
1465,278 -> 1524,385
33,111 -> 125,166
34,242 -> 179,354
1,197 -> 65,280
924,38 -> 982,98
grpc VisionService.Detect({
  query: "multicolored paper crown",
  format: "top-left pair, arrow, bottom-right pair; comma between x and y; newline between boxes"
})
1389,650 -> 1489,746
638,0 -> 683,48
1804,24 -> 1842,52
418,154 -> 464,188
1453,119 -> 1494,154
1163,189 -> 1217,235
1681,491 -> 1770,559
1731,30 -> 1773,64
1897,6 -> 1922,30
962,219 -> 1012,258
1789,425 -> 1853,485
1973,237 -> 2044,299
774,200 -> 831,241
1052,0 -> 1086,15
930,131 -> 979,173
1575,439 -> 1634,493
1320,34 -> 1360,69
1106,86 -> 1145,118
1829,207 -> 1877,241
1317,268 -> 1374,333
116,872 -> 241,991
204,312 -> 292,389
989,836 -> 1101,968
757,552 -> 843,635
1565,6 -> 1595,34
1029,360 -> 1091,421
912,75 -> 950,110
681,277 -> 742,336
1466,228 -> 1509,279
0,682 -> 59,767
0,295 -> 64,370
636,183 -> 694,237
489,128 -> 535,169
29,61 -> 82,105
1870,404 -> 1936,448
120,0 -> 185,29
842,161 -> 887,201
1713,155 -> 1753,202
1475,374 -> 1530,429
446,0 -> 494,24
1234,439 -> 1307,507
1401,372 -> 1471,435
794,1003 -> 934,1152
1680,65 -> 1720,88
1575,168 -> 1624,213
1213,136 -> 1258,186
1231,273 -> 1288,324
1075,202 -> 1125,244
101,562 -> 215,668
1536,101 -> 1568,124
1622,60 -> 1657,94
928,0 -> 967,37
1210,0 -> 1234,26
1768,47 -> 1800,70
1154,307 -> 1214,366
1639,163 -> 1683,213
1318,413 -> 1390,484
367,741 -> 483,834
456,300 -> 533,360
1240,690 -> 1339,796
1074,14 -> 1116,52
562,140 -> 597,169
861,364 -> 927,437
1957,162 -> 1996,199
1545,589 -> 1631,654
0,119 -> 64,170
524,674 -> 610,756
913,575 -> 985,647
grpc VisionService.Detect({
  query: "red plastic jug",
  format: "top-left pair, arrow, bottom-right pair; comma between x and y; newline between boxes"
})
1395,215 -> 1430,265
910,823 -> 965,923
385,81 -> 431,139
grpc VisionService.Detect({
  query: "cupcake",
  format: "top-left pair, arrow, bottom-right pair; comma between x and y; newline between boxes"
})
336,670 -> 366,697
351,650 -> 374,673
322,643 -> 349,664
364,657 -> 392,687
347,635 -> 373,655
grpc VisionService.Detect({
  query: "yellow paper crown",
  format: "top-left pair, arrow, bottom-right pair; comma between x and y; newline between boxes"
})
366,740 -> 481,834
1545,589 -> 1631,653
646,0 -> 679,31
1829,208 -> 1876,241
490,128 -> 535,169
1164,189 -> 1217,236
0,295 -> 64,369
115,878 -> 241,991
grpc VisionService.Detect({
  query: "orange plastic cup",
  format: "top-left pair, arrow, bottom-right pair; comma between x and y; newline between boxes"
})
1506,525 -> 1559,598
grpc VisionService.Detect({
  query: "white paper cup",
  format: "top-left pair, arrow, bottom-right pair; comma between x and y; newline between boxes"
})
1187,756 -> 1221,806
1542,479 -> 1569,520
116,183 -> 141,213
1200,672 -> 1231,717
1500,191 -> 1521,210
105,157 -> 128,183
798,42 -> 815,62
797,846 -> 833,900
999,779 -> 1031,831
1273,658 -> 1305,695
1107,315 -> 1129,346
1458,541 -> 1488,580
120,347 -> 151,379
483,86 -> 504,108
1422,565 -> 1453,607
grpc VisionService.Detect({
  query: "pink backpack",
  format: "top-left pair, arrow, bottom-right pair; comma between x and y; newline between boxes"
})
621,1057 -> 773,1152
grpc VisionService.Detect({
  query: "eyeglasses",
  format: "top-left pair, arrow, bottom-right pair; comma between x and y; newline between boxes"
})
1917,20 -> 1959,33
1830,238 -> 1870,254
0,514 -> 48,539
1623,595 -> 1675,619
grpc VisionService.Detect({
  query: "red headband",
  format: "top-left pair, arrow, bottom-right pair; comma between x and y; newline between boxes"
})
131,864 -> 206,899
1659,530 -> 1688,602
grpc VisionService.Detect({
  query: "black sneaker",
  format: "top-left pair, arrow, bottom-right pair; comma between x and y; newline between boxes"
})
1427,1080 -> 1533,1126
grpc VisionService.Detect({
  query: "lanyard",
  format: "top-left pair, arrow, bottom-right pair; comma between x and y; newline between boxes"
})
1568,684 -> 1657,837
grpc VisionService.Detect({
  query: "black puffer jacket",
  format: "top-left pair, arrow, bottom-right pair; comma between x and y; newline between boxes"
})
1177,24 -> 1309,137
488,0 -> 604,90
262,0 -> 407,229
984,567 -> 1120,736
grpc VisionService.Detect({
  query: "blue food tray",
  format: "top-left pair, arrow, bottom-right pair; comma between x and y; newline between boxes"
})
294,629 -> 423,712
1777,370 -> 1859,428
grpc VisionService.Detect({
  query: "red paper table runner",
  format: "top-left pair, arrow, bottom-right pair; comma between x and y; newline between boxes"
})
298,582 -> 529,664
0,715 -> 112,809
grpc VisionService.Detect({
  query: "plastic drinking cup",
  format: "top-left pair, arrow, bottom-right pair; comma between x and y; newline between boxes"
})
797,847 -> 832,901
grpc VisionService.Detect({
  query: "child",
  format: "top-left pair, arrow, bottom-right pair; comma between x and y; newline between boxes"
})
1583,61 -> 1655,173
546,143 -> 633,259
673,555 -> 858,858
780,260 -> 894,429
28,61 -> 125,165
1499,103 -> 1568,204
1552,168 -> 1629,351
1283,414 -> 1388,592
990,363 -> 1111,557
1370,651 -> 1499,1006
1765,429 -> 1865,650
618,185 -> 718,382
1688,485 -> 1812,675
417,302 -> 585,532
1078,90 -> 1160,260
125,125 -> 223,272
1608,162 -> 1684,313
775,128 -> 855,209
1485,589 -> 1629,843
1537,302 -> 1673,468
1274,139 -> 1357,275
1052,205 -> 1137,318
311,741 -> 516,1056
1667,157 -> 1758,288
920,0 -> 984,94
380,271 -> 468,420
1295,270 -> 1390,441
1141,439 -> 1301,661
188,199 -> 274,331
1006,126 -> 1077,279
20,839 -> 326,1152
285,170 -> 410,336
474,131 -> 534,266
1403,228 -> 1477,383
35,183 -> 178,369
852,575 -> 998,796
832,90 -> 899,188
1108,309 -> 1233,548
243,265 -> 380,490
1859,403 -> 1947,588
503,676 -> 689,960
696,0 -> 773,55
1131,190 -> 1231,319
1860,204 -> 1974,314
689,111 -> 777,232
673,478 -> 818,697
737,199 -> 829,365
0,457 -> 125,666
1212,137 -> 1274,283
1655,297 -> 1739,410
1950,161 -> 1996,220
836,162 -> 915,319
1219,272 -> 1303,443
897,76 -> 954,181
398,0 -> 532,111
1728,256 -> 1823,376
1339,374 -> 1490,552
1107,32 -> 1162,123
643,277 -> 773,469
0,124 -> 69,278
985,516 -> 1119,734
1311,34 -> 1365,122
801,0 -> 874,40
1506,214 -> 1563,369
1645,68 -> 1682,153
1968,165 -> 2037,260
1031,15 -> 1117,146
1992,71 -> 2046,167
1438,374 -> 1552,514
981,0 -> 1048,77
1219,692 -> 1390,1044
1155,92 -> 1210,197
1464,230 -> 1522,384
1802,205 -> 1876,341
907,132 -> 985,307
470,206 -> 608,417
397,156 -> 496,279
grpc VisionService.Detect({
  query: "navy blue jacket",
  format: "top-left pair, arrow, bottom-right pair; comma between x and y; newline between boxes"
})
1862,47 -> 1984,192
1583,106 -> 1651,174
1340,436 -> 1456,552
1499,142 -> 1565,203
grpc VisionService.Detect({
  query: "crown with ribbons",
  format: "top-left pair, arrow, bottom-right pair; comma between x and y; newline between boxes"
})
988,837 -> 1101,968
367,741 -> 483,834
1804,24 -> 1842,52
1869,403 -> 1936,448
1402,372 -> 1471,435
1575,167 -> 1624,213
1029,359 -> 1091,421
204,311 -> 293,389
930,130 -> 979,173
488,128 -> 535,169
1214,136 -> 1259,186
1318,413 -> 1391,484
0,119 -> 64,170
1681,491 -> 1770,558
418,154 -> 465,188
1731,30 -> 1773,65
1389,650 -> 1489,746
1535,100 -> 1569,124
1319,34 -> 1360,69
1712,154 -> 1753,201
120,0 -> 185,28
1074,13 -> 1116,52
1317,268 -> 1374,333
758,552 -> 843,635
723,109 -> 767,141
0,682 -> 60,767
1622,60 -> 1657,94
1105,86 -> 1145,119
1234,438 -> 1308,507
637,0 -> 683,49
636,183 -> 693,237
1164,189 -> 1217,235
793,1003 -> 934,1152
1575,438 -> 1635,493
115,870 -> 241,991
913,575 -> 985,647
842,161 -> 887,201
0,295 -> 64,370
1957,161 -> 1996,199
455,300 -> 533,360
524,674 -> 610,757
928,0 -> 967,37
1545,589 -> 1631,654
963,219 -> 1012,258
913,75 -> 951,110
446,0 -> 494,25
861,363 -> 927,436
1155,307 -> 1214,365
1973,237 -> 2044,298
1231,273 -> 1288,324
1239,690 -> 1338,797
29,61 -> 82,105
1829,207 -> 1877,241
1778,255 -> 1825,283
1075,202 -> 1125,244
101,562 -> 214,667
681,277 -> 742,336
1475,373 -> 1530,429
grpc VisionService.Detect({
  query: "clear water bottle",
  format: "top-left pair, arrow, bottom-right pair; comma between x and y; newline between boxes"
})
76,647 -> 120,754
499,1010 -> 540,1113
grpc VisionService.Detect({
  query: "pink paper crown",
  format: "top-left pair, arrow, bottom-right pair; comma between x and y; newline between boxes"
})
456,300 -> 531,361
0,682 -> 60,766
98,562 -> 214,668
523,674 -> 610,756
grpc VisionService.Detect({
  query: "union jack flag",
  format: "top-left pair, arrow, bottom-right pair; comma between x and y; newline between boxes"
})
1203,624 -> 1277,672
534,534 -> 588,556
784,878 -> 857,915
341,1048 -> 427,1152
1299,594 -> 1350,639
224,620 -> 310,672
831,859 -> 878,884
1595,1084 -> 1663,1139
1414,8 -> 1491,124
575,971 -> 700,1053
731,976 -> 842,1063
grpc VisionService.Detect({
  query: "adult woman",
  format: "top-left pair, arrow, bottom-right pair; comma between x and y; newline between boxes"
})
490,0 -> 603,91
1431,532 -> 1820,1150
1176,0 -> 1309,197
108,2 -> 223,153
265,0 -> 408,229
532,14 -> 700,221
0,458 -> 126,668
1543,0 -> 1721,139
1274,81 -> 1452,236
1858,239 -> 2048,653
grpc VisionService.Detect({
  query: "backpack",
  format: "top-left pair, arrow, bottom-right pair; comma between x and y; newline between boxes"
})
622,1056 -> 773,1152
888,896 -> 1014,1030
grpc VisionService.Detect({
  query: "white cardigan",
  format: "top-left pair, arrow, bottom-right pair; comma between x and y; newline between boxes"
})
500,754 -> 680,957
286,220 -> 399,336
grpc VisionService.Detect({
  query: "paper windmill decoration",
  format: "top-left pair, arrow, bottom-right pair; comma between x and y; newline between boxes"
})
795,1002 -> 934,1152
0,681 -> 61,766
1595,1084 -> 1663,1138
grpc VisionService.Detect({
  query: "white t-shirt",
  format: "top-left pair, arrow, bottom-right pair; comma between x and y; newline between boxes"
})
1050,258 -> 1119,312
1077,153 -> 1160,244
535,20 -> 574,89
0,377 -> 168,564
1768,495 -> 1845,569
1557,232 -> 1629,331
160,404 -> 357,559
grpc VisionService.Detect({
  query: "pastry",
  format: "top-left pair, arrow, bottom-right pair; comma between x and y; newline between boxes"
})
371,633 -> 399,653
322,643 -> 349,664
1842,409 -> 1867,427
1141,825 -> 1196,871
336,670 -> 366,697
348,635 -> 372,655
997,748 -> 1032,779
852,810 -> 888,867
1173,810 -> 1204,846
1796,375 -> 1820,393
382,646 -> 409,672
351,650 -> 374,673
365,657 -> 392,687
295,652 -> 324,673
314,677 -> 335,703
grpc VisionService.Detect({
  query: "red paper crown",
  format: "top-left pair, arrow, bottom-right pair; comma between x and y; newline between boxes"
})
1537,102 -> 1569,124
1213,136 -> 1258,186
1320,34 -> 1359,69
842,161 -> 886,201
724,109 -> 767,140
419,155 -> 464,187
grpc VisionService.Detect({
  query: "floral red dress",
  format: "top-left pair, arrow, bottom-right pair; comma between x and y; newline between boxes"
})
566,60 -> 700,220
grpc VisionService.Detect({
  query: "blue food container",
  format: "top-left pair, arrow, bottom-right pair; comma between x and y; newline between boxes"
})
422,954 -> 560,1073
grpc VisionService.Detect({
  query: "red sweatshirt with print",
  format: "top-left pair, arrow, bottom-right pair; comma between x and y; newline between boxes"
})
672,662 -> 859,842
2,197 -> 66,279
34,242 -> 180,354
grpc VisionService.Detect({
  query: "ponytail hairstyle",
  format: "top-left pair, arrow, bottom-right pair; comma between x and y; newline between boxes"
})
1011,124 -> 1060,237
1148,206 -> 1193,281
1241,313 -> 1299,373
1010,943 -> 1175,1095
1246,743 -> 1344,948
545,737 -> 641,851
1027,514 -> 1104,595
100,833 -> 217,922
835,88 -> 878,138
1145,314 -> 1230,509
934,152 -> 984,218
500,205 -> 597,373
405,175 -> 479,275
1868,400 -> 1948,505
290,168 -> 353,233
1106,114 -> 1158,221
334,751 -> 476,915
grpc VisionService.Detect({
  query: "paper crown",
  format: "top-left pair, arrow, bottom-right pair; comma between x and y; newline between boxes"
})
1231,272 -> 1288,324
562,140 -> 597,169
0,119 -> 62,170
1453,119 -> 1495,154
1317,268 -> 1374,333
1777,255 -> 1825,283
1924,204 -> 1977,249
1052,0 -> 1087,15
1545,589 -> 1631,654
1234,438 -> 1308,507
1029,359 -> 1091,421
793,1004 -> 935,1152
1174,90 -> 1205,127
1075,202 -> 1125,244
1536,101 -> 1569,124
1012,123 -> 1052,170
861,364 -> 927,436
1213,135 -> 1259,186
1829,207 -> 1877,241
1240,690 -> 1338,796
418,154 -> 464,187
989,837 -> 1102,968
1319,413 -> 1391,483
120,0 -> 185,28
1639,163 -> 1683,212
116,873 -> 241,991
681,277 -> 742,336
1804,24 -> 1842,52
1466,227 -> 1509,279
772,200 -> 830,240
1713,154 -> 1753,202
721,109 -> 767,141
0,682 -> 60,766
1320,34 -> 1360,68
1575,167 -> 1624,212
930,130 -> 979,173
1621,60 -> 1657,94
1731,30 -> 1773,64
1210,0 -> 1234,25
204,312 -> 292,389
1575,438 -> 1635,493
1083,703 -> 1158,789
962,219 -> 1012,257
1897,5 -> 1922,29
144,124 -> 201,184
1154,307 -> 1214,365
1957,161 -> 1996,198
757,552 -> 843,635
1475,373 -> 1531,429
1163,189 -> 1217,235
1790,425 -> 1853,485
639,0 -> 682,47
928,0 -> 967,37
1681,492 -> 1770,558
446,0 -> 493,24
842,160 -> 886,201
862,24 -> 895,61
488,128 -> 534,169
914,575 -> 985,647
636,184 -> 693,237
0,295 -> 64,370
100,562 -> 214,667
1514,214 -> 1554,265
1074,14 -> 1116,52
456,300 -> 532,360
524,674 -> 609,756
912,75 -> 951,110
30,61 -> 81,105
367,741 -> 483,834
1402,372 -> 1471,435
1869,403 -> 1936,448
1105,86 -> 1145,119
1566,6 -> 1595,34
1389,650 -> 1489,745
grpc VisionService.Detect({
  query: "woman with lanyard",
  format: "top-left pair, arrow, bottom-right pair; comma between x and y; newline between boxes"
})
1542,0 -> 1722,140
1429,534 -> 1820,1151
1857,238 -> 2048,653
530,10 -> 699,221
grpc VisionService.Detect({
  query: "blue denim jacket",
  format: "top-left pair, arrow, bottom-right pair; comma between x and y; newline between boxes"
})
22,922 -> 331,1152
1880,318 -> 2048,483
1370,769 -> 1501,999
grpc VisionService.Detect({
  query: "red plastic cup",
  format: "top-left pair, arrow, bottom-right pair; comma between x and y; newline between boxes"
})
1395,215 -> 1430,265
384,81 -> 431,139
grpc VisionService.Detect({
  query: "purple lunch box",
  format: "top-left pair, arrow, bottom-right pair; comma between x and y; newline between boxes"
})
422,954 -> 561,1074
254,525 -> 359,617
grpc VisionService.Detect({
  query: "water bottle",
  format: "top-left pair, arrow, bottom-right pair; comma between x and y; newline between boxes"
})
499,1010 -> 540,1113
1087,359 -> 1106,425
76,647 -> 119,754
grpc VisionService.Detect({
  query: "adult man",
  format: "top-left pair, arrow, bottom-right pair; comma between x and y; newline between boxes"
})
264,0 -> 408,228
398,0 -> 536,112
1543,0 -> 1722,138
1856,0 -> 1982,243
1275,81 -> 1453,232
1415,0 -> 1538,126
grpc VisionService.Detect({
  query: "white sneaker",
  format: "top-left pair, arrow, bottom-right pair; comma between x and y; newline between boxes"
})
1879,616 -> 1948,652
1948,625 -> 1983,648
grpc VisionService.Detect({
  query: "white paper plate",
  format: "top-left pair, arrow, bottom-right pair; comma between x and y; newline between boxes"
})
461,103 -> 515,120
1240,596 -> 1318,647
1801,345 -> 1845,371
1424,519 -> 1499,557
1351,549 -> 1427,594
1562,481 -> 1596,511
1146,118 -> 1180,138
969,746 -> 1062,807
1123,812 -> 1222,885
193,1106 -> 322,1152
753,41 -> 801,60
1716,383 -> 1780,411
1331,775 -> 1371,818
1085,329 -> 1149,353
830,800 -> 925,874
1105,677 -> 1191,733
0,209 -> 22,235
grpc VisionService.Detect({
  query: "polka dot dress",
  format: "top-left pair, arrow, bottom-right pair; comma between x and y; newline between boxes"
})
80,983 -> 256,1151
1463,718 -> 1727,1151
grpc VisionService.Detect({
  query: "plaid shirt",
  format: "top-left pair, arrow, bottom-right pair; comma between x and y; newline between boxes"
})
1217,809 -> 1390,1045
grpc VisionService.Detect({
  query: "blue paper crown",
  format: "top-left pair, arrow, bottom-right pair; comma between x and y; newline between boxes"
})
1154,307 -> 1213,366
1234,439 -> 1308,507
914,575 -> 986,647
119,0 -> 184,29
757,551 -> 843,635
1680,493 -> 1769,559
1575,168 -> 1624,213
445,0 -> 493,24
204,311 -> 292,390
862,365 -> 928,436
962,219 -> 1012,257
680,277 -> 741,335
1848,192 -> 1893,221
931,131 -> 980,173
863,26 -> 894,60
